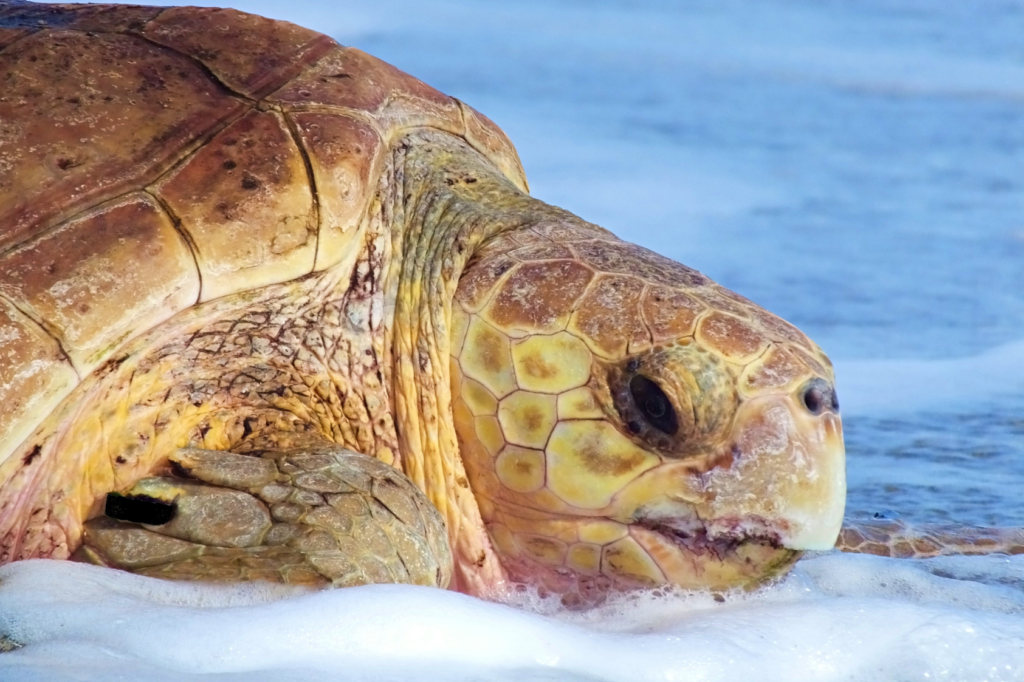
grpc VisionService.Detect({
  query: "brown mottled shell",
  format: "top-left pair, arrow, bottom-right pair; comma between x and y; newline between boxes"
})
0,3 -> 527,466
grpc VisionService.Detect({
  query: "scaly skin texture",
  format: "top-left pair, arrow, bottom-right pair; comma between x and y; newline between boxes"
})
81,447 -> 451,587
837,519 -> 1024,558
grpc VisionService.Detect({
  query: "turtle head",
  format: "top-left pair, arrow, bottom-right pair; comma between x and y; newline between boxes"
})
449,228 -> 845,596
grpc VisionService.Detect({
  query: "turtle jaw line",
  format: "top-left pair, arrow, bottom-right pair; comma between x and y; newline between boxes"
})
637,515 -> 786,560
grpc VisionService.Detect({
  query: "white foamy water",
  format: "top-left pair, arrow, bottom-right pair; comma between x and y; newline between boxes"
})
1,556 -> 1023,681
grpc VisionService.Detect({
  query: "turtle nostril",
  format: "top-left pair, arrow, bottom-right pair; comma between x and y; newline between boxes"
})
800,378 -> 837,416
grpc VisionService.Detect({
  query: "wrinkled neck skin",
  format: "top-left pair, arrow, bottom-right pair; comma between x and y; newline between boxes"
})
384,129 -> 599,594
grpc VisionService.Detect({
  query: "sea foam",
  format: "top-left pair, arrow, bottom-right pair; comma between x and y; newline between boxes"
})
1,554 -> 1022,681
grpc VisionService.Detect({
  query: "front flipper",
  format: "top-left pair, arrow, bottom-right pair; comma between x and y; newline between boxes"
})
76,447 -> 453,588
838,519 -> 1024,558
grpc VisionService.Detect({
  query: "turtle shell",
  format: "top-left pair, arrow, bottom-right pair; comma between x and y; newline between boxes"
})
0,2 -> 528,469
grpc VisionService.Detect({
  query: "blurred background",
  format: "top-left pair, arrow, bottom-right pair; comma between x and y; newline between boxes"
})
79,0 -> 1024,525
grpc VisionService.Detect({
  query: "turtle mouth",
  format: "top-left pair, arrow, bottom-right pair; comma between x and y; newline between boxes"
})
637,515 -> 788,559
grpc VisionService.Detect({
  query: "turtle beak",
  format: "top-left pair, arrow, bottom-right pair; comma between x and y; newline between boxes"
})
703,392 -> 846,551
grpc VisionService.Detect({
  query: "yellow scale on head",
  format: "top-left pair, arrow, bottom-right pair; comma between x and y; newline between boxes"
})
450,230 -> 845,594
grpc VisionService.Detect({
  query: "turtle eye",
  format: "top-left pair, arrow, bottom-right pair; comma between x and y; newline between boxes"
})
630,375 -> 679,435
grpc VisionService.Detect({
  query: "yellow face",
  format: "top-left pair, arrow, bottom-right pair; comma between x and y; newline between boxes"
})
450,228 -> 845,597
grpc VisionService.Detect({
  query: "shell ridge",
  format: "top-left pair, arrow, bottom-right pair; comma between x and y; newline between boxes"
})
280,111 -> 323,277
246,32 -> 342,100
371,88 -> 463,143
140,6 -> 340,101
0,185 -> 151,261
0,94 -> 253,262
0,31 -> 254,257
0,4 -> 335,103
130,30 -> 258,105
0,291 -> 79,382
454,95 -> 470,137
268,104 -> 386,141
454,98 -> 528,192
142,188 -> 204,305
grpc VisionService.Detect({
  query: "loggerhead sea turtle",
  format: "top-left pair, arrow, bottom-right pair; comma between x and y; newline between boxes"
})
0,2 -> 1017,605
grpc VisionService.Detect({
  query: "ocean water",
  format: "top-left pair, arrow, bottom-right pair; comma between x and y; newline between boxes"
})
4,0 -> 1024,679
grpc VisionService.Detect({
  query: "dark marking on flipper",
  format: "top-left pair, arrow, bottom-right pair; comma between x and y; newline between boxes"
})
105,493 -> 176,525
